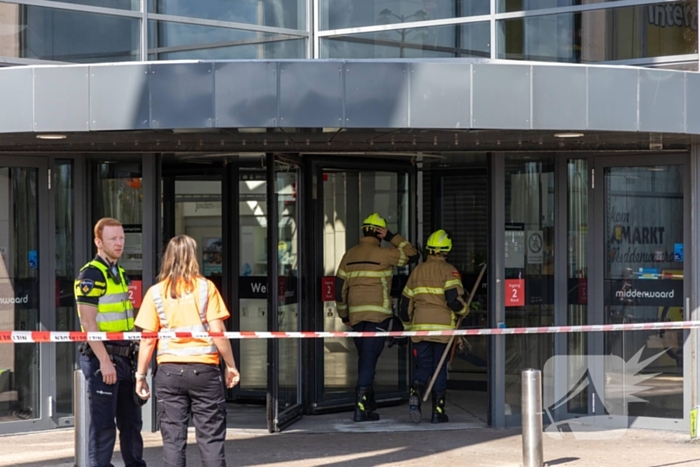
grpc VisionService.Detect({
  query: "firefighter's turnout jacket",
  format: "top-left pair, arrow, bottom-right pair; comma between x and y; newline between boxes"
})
399,255 -> 468,344
336,233 -> 418,327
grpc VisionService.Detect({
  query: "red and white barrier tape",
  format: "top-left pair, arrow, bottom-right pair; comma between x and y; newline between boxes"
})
0,320 -> 698,343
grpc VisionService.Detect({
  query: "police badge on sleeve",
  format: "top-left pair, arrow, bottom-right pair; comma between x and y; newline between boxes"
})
79,279 -> 94,294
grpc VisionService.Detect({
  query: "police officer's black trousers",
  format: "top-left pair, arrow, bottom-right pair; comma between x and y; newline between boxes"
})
352,319 -> 391,387
80,354 -> 145,467
413,341 -> 448,394
155,363 -> 227,467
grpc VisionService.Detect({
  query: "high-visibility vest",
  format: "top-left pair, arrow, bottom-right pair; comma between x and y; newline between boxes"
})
151,278 -> 217,358
78,260 -> 134,332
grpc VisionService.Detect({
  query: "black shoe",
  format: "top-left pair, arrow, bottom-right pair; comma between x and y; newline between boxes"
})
431,392 -> 449,424
354,386 -> 380,422
408,381 -> 426,424
366,385 -> 378,413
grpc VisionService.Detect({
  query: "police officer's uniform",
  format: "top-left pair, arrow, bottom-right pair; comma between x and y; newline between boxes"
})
75,256 -> 145,467
335,213 -> 419,422
399,229 -> 467,423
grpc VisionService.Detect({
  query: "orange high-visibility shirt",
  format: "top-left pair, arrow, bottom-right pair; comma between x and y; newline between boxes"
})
135,278 -> 230,365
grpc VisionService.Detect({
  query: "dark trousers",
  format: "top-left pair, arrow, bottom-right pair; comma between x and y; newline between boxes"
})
413,341 -> 449,394
80,354 -> 145,467
155,363 -> 227,467
352,319 -> 391,387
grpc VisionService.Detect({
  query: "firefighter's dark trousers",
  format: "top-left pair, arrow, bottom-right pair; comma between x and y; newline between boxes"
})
155,363 -> 227,467
413,341 -> 449,394
352,318 -> 392,387
80,354 -> 145,467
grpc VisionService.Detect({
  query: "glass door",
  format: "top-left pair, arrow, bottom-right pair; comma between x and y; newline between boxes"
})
266,154 -> 303,432
593,155 -> 688,431
0,158 -> 50,433
306,156 -> 415,412
430,160 -> 489,396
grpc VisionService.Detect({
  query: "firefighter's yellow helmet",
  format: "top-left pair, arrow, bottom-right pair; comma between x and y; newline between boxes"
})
426,229 -> 452,253
362,213 -> 387,229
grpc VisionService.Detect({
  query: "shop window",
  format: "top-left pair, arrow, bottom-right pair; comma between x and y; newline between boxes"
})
503,154 -> 555,416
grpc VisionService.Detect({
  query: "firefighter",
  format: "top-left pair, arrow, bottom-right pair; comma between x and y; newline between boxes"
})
399,229 -> 467,424
335,212 -> 419,422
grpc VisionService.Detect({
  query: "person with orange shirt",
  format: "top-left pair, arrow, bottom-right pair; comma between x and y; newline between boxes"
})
134,235 -> 240,467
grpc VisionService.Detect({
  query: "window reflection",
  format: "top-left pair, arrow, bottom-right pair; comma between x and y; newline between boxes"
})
322,22 -> 489,58
320,0 -> 488,31
0,4 -> 139,62
500,2 -> 698,62
151,0 -> 305,30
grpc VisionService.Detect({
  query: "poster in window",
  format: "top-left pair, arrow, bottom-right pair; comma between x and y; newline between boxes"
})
202,237 -> 223,275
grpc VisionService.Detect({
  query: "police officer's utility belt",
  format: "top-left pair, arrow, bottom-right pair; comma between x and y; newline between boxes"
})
80,342 -> 133,358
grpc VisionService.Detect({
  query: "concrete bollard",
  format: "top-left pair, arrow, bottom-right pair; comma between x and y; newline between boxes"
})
522,368 -> 543,467
73,369 -> 90,467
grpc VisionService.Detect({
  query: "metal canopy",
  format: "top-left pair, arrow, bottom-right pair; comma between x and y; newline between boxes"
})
0,59 -> 697,135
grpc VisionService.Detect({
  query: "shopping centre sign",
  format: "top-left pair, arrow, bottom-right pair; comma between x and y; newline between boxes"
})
604,278 -> 683,307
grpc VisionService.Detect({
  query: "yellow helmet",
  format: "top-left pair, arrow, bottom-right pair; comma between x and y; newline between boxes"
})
426,229 -> 452,253
362,213 -> 387,230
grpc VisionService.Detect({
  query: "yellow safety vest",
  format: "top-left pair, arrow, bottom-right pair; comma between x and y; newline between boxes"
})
76,260 -> 134,332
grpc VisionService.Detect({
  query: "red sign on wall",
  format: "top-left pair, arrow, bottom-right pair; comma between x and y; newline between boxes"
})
321,276 -> 335,302
128,280 -> 142,308
505,279 -> 525,307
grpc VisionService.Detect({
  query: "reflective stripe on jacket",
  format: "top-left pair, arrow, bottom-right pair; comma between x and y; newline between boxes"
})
335,233 -> 417,326
400,255 -> 468,344
152,278 -> 217,358
76,260 -> 134,332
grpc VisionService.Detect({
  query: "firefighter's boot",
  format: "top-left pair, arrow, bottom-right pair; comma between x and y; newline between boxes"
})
408,381 -> 426,424
431,392 -> 449,423
354,386 -> 380,422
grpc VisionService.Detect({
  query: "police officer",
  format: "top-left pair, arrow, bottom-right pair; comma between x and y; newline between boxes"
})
335,213 -> 419,422
399,229 -> 467,424
75,217 -> 145,467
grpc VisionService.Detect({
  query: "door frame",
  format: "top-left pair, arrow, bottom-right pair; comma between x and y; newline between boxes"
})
302,155 -> 416,414
591,153 -> 690,431
266,154 -> 304,432
0,156 -> 51,434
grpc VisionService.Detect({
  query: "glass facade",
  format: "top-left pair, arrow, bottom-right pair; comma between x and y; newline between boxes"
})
0,0 -> 696,439
0,0 -> 695,66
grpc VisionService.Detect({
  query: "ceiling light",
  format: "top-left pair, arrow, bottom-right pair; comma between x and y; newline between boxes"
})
36,134 -> 66,140
554,132 -> 584,138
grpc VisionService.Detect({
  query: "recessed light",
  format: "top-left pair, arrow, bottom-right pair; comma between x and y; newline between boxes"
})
36,134 -> 67,140
554,132 -> 584,138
